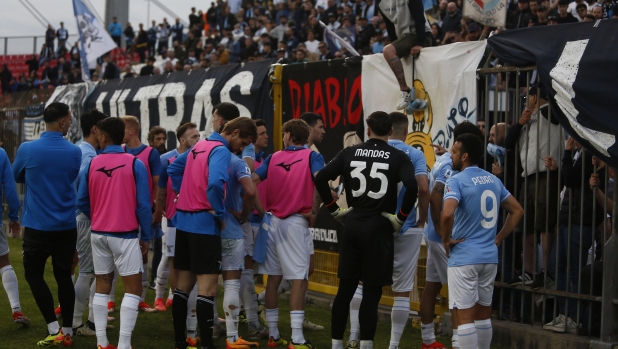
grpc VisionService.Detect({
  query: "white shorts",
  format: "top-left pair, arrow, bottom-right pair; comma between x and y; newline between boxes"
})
259,215 -> 311,280
426,239 -> 448,284
392,228 -> 423,293
0,226 -> 8,257
448,264 -> 498,310
245,222 -> 256,257
308,235 -> 314,255
76,213 -> 94,274
222,238 -> 245,271
165,227 -> 177,257
91,234 -> 144,276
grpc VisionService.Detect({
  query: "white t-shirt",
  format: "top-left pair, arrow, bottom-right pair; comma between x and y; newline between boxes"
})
305,39 -> 320,53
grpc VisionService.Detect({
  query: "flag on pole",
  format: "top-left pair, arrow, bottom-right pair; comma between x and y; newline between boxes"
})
72,0 -> 117,81
463,0 -> 508,27
320,21 -> 360,57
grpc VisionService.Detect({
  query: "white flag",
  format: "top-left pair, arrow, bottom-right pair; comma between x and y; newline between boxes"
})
319,21 -> 360,56
361,42 -> 487,168
73,0 -> 117,81
463,0 -> 508,27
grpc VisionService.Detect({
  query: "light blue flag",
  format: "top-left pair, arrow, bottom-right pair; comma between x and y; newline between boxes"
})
73,0 -> 117,81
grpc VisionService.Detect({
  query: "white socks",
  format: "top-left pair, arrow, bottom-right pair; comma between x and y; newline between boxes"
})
109,270 -> 118,304
223,279 -> 241,342
47,321 -> 60,335
62,327 -> 73,336
73,272 -> 95,325
457,323 -> 477,349
240,269 -> 259,329
258,279 -> 292,303
186,283 -> 198,339
389,297 -> 409,349
141,262 -> 148,302
93,293 -> 109,347
360,340 -> 373,349
421,322 -> 436,345
118,293 -> 140,349
452,328 -> 459,348
266,308 -> 280,339
155,256 -> 170,300
213,293 -> 220,325
475,319 -> 492,349
349,284 -> 363,342
0,265 -> 21,312
332,339 -> 344,349
290,310 -> 305,343
88,279 -> 96,323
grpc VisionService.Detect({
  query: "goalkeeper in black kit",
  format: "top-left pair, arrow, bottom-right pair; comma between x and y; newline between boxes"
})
314,111 -> 419,349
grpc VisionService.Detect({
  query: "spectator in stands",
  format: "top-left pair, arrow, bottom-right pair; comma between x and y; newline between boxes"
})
173,41 -> 186,64
507,0 -> 533,28
140,57 -> 156,76
122,65 -> 136,78
531,5 -> 550,25
270,15 -> 289,42
108,17 -> 123,46
136,23 -> 148,63
556,0 -> 579,23
283,27 -> 300,52
574,2 -> 588,20
544,139 -> 604,332
38,62 -> 52,88
304,29 -> 320,54
147,20 -> 158,58
220,6 -> 238,32
101,54 -> 120,80
356,17 -> 375,52
189,7 -> 201,28
318,41 -> 334,60
158,23 -> 171,56
183,31 -> 199,51
583,13 -> 596,20
241,37 -> 258,61
69,43 -> 80,68
45,24 -> 56,55
292,49 -> 308,64
371,32 -> 385,53
442,2 -> 462,33
504,84 -> 562,289
0,65 -> 12,94
467,22 -> 482,40
592,5 -> 604,19
171,18 -> 184,44
223,31 -> 241,63
207,2 -> 219,30
124,22 -> 135,49
25,55 -> 39,75
326,13 -> 341,30
52,57 -> 71,84
261,42 -> 276,59
56,22 -> 69,56
430,23 -> 443,45
70,41 -> 79,56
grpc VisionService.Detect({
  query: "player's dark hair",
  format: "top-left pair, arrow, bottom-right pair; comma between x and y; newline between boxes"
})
366,111 -> 392,136
148,126 -> 166,143
299,112 -> 323,127
453,121 -> 484,140
456,133 -> 484,165
176,122 -> 197,141
388,112 -> 408,135
44,102 -> 70,123
213,102 -> 240,121
282,119 -> 311,145
221,117 -> 258,143
80,109 -> 109,137
97,117 -> 125,145
254,119 -> 266,128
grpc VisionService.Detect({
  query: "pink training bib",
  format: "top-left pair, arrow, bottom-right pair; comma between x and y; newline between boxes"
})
265,148 -> 314,218
89,153 -> 139,233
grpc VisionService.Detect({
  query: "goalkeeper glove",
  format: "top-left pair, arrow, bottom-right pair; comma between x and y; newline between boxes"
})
381,212 -> 405,237
331,207 -> 353,224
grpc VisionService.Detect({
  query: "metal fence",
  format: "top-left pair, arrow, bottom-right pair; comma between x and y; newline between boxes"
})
477,66 -> 618,346
0,35 -> 80,55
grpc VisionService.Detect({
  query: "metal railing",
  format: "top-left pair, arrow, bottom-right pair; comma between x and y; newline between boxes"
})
0,35 -> 79,55
477,65 -> 618,346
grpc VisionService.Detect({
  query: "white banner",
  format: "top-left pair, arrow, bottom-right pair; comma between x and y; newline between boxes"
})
463,0 -> 508,27
361,41 -> 486,169
45,82 -> 94,143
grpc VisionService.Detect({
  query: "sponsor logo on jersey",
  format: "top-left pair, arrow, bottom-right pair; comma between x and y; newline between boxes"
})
96,164 -> 126,178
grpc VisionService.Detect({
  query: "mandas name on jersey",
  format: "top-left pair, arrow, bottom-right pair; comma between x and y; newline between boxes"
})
354,148 -> 391,159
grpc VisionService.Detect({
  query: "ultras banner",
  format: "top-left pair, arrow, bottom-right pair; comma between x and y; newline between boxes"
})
282,59 -> 364,251
84,59 -> 276,151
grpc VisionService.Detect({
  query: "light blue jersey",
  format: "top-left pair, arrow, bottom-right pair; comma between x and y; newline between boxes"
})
424,153 -> 458,242
443,166 -> 510,267
389,139 -> 427,232
221,154 -> 252,239
75,142 -> 97,217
